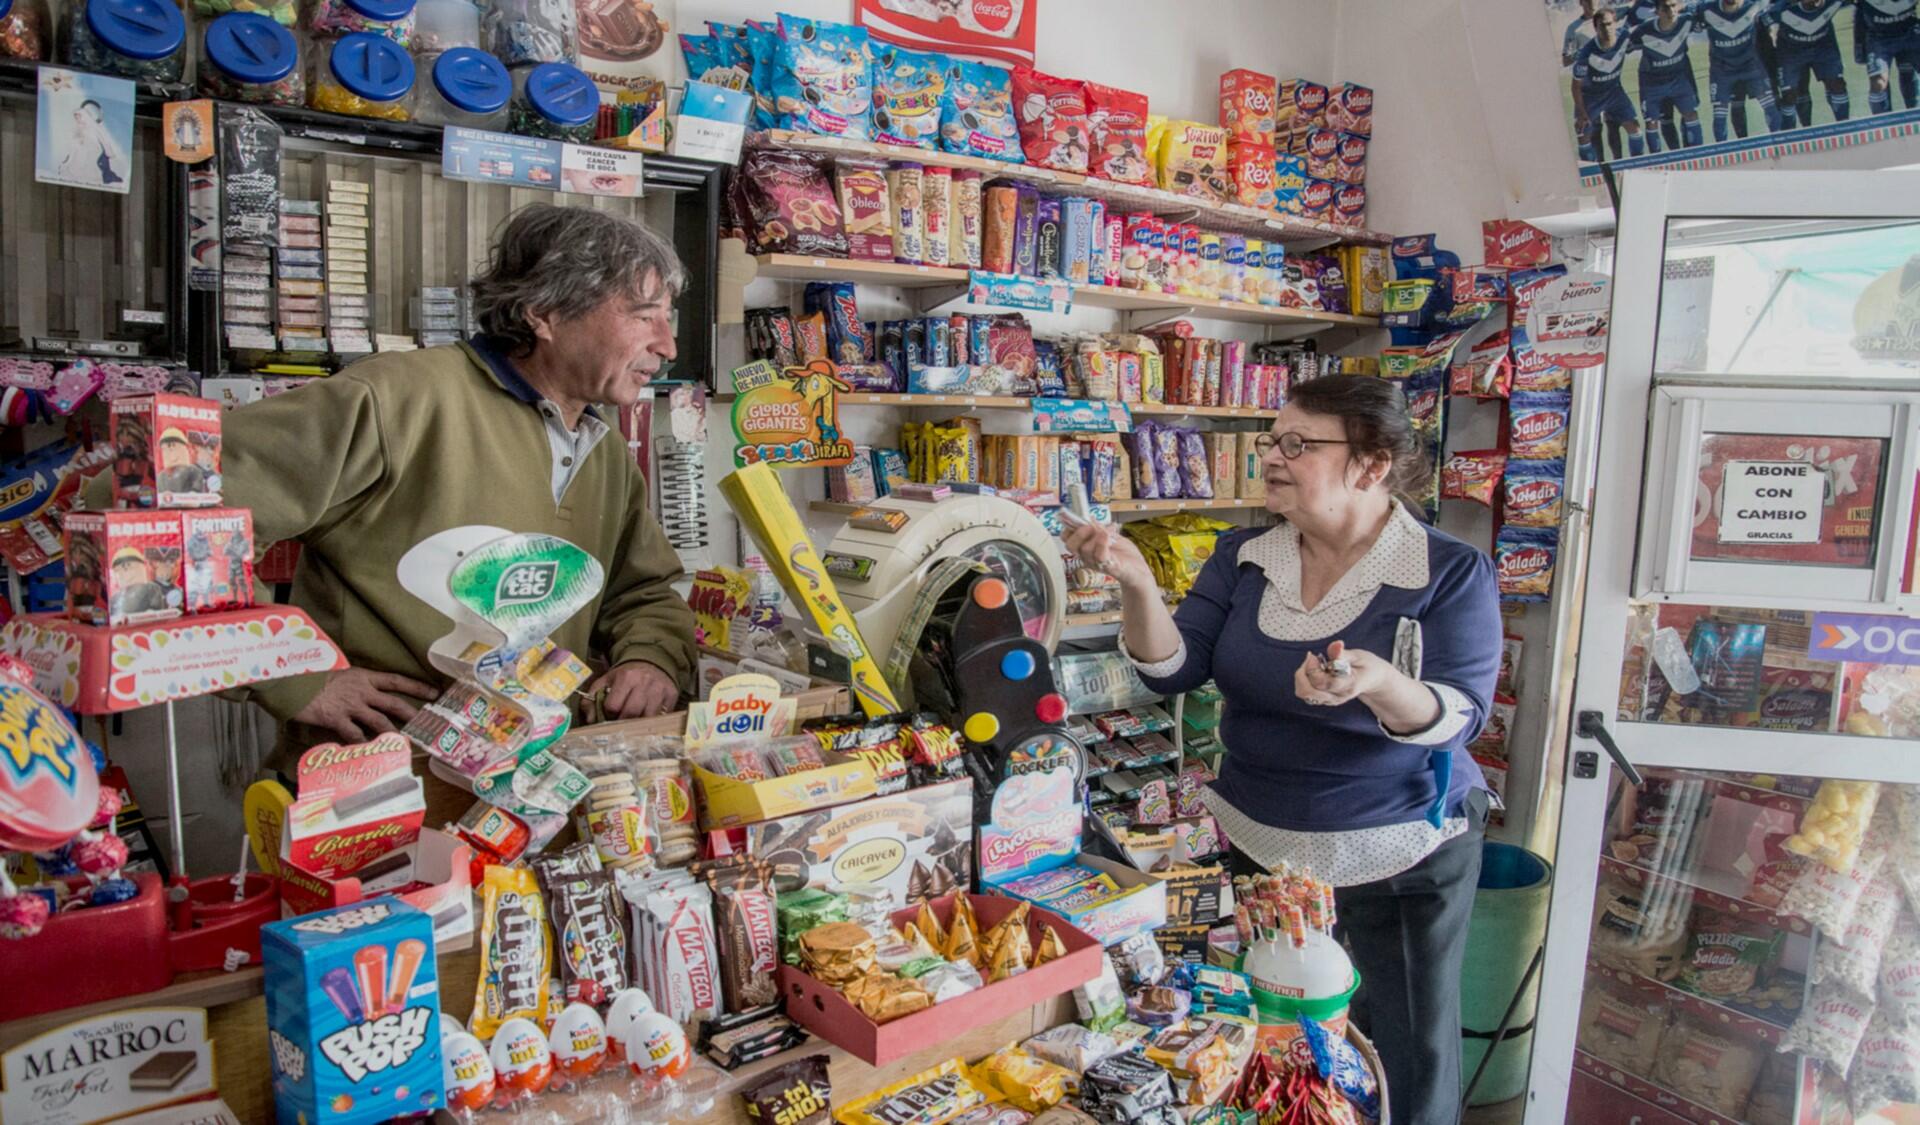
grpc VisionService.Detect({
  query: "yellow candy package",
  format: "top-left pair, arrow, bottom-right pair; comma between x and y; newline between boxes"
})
472,865 -> 551,1040
969,1045 -> 1071,1112
1786,780 -> 1883,873
837,1058 -> 993,1125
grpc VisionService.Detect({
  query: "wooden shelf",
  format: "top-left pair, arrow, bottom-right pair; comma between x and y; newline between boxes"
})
828,391 -> 1278,420
751,254 -> 1377,330
759,129 -> 1393,247
1108,498 -> 1267,512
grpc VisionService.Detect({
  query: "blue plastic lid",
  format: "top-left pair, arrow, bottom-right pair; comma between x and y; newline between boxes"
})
0,0 -> 13,23
85,0 -> 187,61
342,0 -> 414,23
432,47 -> 510,114
205,13 -> 298,85
329,32 -> 415,102
523,61 -> 599,127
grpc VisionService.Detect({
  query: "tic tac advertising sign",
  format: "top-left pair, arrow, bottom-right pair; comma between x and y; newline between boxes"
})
730,360 -> 856,470
1718,461 -> 1825,546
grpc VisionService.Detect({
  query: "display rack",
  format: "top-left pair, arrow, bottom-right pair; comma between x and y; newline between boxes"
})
756,129 -> 1393,249
829,391 -> 1280,420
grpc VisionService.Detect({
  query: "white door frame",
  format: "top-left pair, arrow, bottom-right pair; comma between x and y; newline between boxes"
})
1524,168 -> 1920,1123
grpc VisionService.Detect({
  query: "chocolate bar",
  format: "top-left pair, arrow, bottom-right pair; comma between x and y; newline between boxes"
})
128,1051 -> 199,1091
328,773 -> 420,820
349,848 -> 413,894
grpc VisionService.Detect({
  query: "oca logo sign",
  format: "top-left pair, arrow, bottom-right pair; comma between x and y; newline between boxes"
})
1809,613 -> 1920,667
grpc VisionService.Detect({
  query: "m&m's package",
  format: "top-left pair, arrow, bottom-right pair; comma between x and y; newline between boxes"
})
263,900 -> 444,1125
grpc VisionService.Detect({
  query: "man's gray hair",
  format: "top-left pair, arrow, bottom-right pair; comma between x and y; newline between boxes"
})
470,204 -> 685,355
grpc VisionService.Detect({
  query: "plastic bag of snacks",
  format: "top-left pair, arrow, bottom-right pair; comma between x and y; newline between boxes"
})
969,1045 -> 1071,1112
1650,1014 -> 1764,1119
1588,875 -> 1689,981
838,1058 -> 994,1125
1850,1009 -> 1920,1116
941,59 -> 1020,162
1576,982 -> 1667,1074
741,1054 -> 832,1124
1440,449 -> 1504,507
739,146 -> 848,258
1786,779 -> 1883,873
1880,909 -> 1920,1023
772,14 -> 871,140
480,0 -> 575,64
871,42 -> 945,149
1781,832 -> 1887,936
1086,81 -> 1149,185
1012,65 -> 1090,173
1814,873 -> 1901,998
1781,982 -> 1876,1074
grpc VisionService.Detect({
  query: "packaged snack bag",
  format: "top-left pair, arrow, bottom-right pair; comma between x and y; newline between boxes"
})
771,15 -> 872,140
1012,65 -> 1090,173
1085,81 -> 1149,184
1502,460 -> 1565,528
1156,120 -> 1231,203
870,43 -> 945,149
1495,526 -> 1556,602
940,59 -> 1020,162
1440,449 -> 1505,507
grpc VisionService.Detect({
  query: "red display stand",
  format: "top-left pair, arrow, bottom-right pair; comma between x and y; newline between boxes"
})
1,871 -> 172,1021
0,606 -> 346,715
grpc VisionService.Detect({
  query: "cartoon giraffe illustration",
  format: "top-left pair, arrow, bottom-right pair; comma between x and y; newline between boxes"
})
792,361 -> 851,445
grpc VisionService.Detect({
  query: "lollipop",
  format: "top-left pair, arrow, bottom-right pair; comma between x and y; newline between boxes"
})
72,830 -> 129,878
0,871 -> 49,939
91,788 -> 123,829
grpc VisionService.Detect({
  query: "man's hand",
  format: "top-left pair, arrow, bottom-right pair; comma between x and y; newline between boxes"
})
588,660 -> 681,720
290,667 -> 439,743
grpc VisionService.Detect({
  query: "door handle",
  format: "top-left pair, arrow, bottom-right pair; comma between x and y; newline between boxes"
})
1576,710 -> 1645,788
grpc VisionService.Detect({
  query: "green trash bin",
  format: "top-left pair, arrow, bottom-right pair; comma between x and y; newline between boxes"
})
1460,840 -> 1552,1107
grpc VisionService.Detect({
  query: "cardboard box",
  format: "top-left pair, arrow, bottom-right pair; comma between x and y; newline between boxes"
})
1152,865 -> 1231,926
776,892 -> 1101,1066
694,749 -> 879,830
282,734 -> 426,879
179,508 -> 256,615
1204,433 -> 1238,500
111,393 -> 223,509
987,852 -> 1167,947
62,509 -> 184,627
262,900 -> 444,1125
1238,431 -> 1268,500
1219,69 -> 1278,147
743,778 -> 972,910
277,827 -> 476,944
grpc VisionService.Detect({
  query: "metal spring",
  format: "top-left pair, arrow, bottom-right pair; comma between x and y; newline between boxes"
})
658,437 -> 709,567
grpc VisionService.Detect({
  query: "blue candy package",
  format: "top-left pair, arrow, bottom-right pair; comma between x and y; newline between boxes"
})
772,14 -> 873,141
940,59 -> 1021,162
1508,389 -> 1572,460
708,20 -> 750,68
679,34 -> 727,85
263,901 -> 443,1125
870,42 -> 945,149
1495,526 -> 1557,603
1503,459 -> 1565,529
1390,233 -> 1460,282
744,20 -> 781,131
1299,1015 -> 1381,1121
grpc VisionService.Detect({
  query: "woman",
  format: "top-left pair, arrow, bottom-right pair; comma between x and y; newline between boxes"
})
58,99 -> 126,187
1065,376 -> 1501,1125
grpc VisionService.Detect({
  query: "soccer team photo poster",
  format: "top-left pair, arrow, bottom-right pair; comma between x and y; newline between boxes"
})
1548,0 -> 1920,182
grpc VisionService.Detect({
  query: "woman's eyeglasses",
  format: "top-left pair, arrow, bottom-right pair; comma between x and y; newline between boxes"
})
1254,432 -> 1350,460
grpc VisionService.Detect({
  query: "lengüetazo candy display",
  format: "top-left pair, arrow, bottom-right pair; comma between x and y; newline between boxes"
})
111,392 -> 224,509
262,899 -> 443,1124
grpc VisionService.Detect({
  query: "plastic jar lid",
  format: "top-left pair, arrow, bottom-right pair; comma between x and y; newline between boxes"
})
342,0 -> 414,23
329,31 -> 414,101
205,13 -> 299,85
432,47 -> 509,114
85,0 -> 187,61
522,61 -> 598,127
0,0 -> 15,22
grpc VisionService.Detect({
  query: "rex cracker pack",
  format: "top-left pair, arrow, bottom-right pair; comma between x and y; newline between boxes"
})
1219,69 -> 1278,146
112,392 -> 223,508
1228,143 -> 1279,211
262,900 -> 444,1125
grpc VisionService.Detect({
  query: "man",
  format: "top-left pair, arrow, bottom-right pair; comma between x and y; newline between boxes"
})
1566,0 -> 1634,158
1698,0 -> 1786,140
1770,0 -> 1851,126
1632,0 -> 1708,149
1574,7 -> 1649,160
1856,0 -> 1920,113
153,206 -> 697,752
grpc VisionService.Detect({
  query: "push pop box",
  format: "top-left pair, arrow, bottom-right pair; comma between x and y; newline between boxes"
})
112,392 -> 224,509
262,900 -> 444,1125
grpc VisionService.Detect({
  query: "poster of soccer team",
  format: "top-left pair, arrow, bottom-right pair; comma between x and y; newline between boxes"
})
1548,0 -> 1920,181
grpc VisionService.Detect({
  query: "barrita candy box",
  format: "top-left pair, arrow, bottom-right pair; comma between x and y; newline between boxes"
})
63,509 -> 185,627
112,393 -> 223,509
263,900 -> 444,1125
180,507 -> 256,615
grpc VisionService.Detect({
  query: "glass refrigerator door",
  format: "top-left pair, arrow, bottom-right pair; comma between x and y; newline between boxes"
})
1525,170 -> 1920,1125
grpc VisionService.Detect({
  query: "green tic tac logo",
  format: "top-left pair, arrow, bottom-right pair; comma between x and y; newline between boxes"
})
497,561 -> 558,606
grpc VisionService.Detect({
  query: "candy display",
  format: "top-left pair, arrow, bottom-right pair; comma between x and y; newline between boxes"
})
307,0 -> 415,43
508,60 -> 599,142
198,13 -> 306,104
63,0 -> 187,81
309,32 -> 415,120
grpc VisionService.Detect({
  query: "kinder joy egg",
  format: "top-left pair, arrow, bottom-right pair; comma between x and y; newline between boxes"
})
441,1030 -> 496,1113
440,1012 -> 467,1039
604,988 -> 654,1063
548,1002 -> 608,1080
488,1017 -> 554,1100
627,1009 -> 691,1081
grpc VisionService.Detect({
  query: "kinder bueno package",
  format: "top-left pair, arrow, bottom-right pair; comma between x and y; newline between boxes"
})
1302,127 -> 1340,181
1503,460 -> 1566,528
1219,69 -> 1278,146
63,509 -> 185,627
180,507 -> 256,615
1086,82 -> 1150,185
1483,219 -> 1553,269
1228,142 -> 1278,211
1326,82 -> 1373,136
1335,132 -> 1368,184
1495,526 -> 1557,603
112,392 -> 223,508
1279,78 -> 1328,152
1332,183 -> 1366,226
1508,389 -> 1572,460
1012,65 -> 1091,173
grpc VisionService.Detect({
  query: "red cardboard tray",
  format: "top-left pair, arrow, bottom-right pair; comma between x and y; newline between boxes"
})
777,891 -> 1101,1067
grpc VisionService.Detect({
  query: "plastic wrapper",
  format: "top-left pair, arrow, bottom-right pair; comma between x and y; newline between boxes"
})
842,969 -> 933,1023
692,856 -> 781,1013
1787,779 -> 1883,873
695,742 -> 773,782
1782,834 -> 1887,936
1781,982 -> 1876,1074
1150,425 -> 1183,500
1073,952 -> 1127,1032
1023,1024 -> 1123,1079
1879,908 -> 1920,1023
740,147 -> 848,258
1813,873 -> 1900,998
1175,427 -> 1213,500
1440,449 -> 1504,507
772,14 -> 872,140
472,864 -> 553,1039
1650,1014 -> 1764,1119
1589,875 -> 1689,981
481,0 -> 575,64
871,42 -> 946,148
838,1058 -> 993,1125
1503,459 -> 1565,528
778,887 -> 847,965
1494,526 -> 1556,603
1678,908 -> 1781,1000
741,1054 -> 832,1124
941,59 -> 1020,162
799,920 -> 875,987
1079,1049 -> 1180,1125
1299,1015 -> 1380,1120
1508,389 -> 1572,460
1849,1009 -> 1920,1116
1575,982 -> 1667,1074
915,958 -> 983,1002
1085,81 -> 1149,185
1012,65 -> 1090,173
307,0 -> 415,42
970,1046 -> 1071,1112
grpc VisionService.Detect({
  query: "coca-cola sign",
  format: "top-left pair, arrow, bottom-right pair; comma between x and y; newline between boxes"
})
855,0 -> 1035,68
